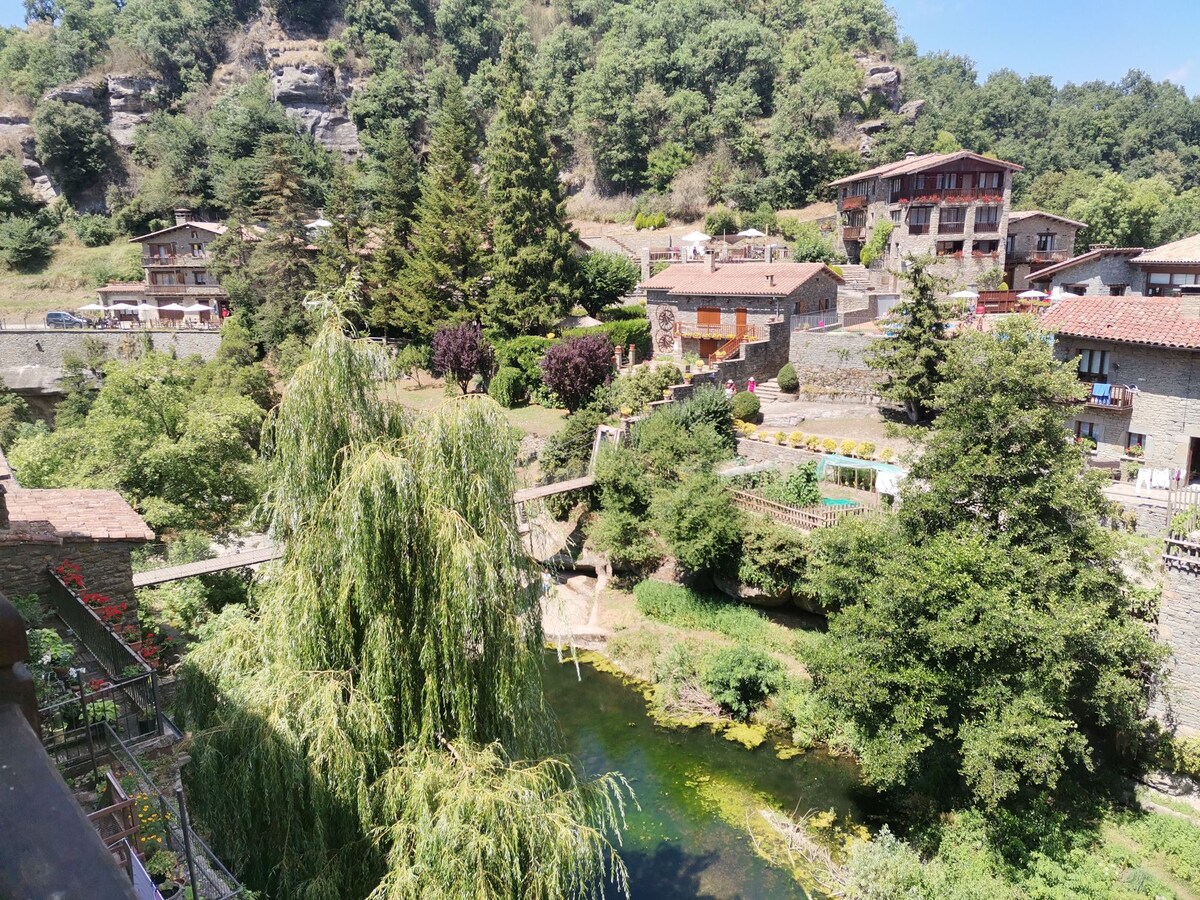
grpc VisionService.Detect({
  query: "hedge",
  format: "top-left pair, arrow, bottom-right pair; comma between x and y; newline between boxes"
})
563,319 -> 651,361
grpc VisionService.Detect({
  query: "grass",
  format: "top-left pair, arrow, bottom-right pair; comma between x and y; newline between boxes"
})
387,381 -> 569,439
0,237 -> 142,324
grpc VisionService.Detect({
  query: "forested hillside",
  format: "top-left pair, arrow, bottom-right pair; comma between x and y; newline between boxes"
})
1,0 -> 1199,340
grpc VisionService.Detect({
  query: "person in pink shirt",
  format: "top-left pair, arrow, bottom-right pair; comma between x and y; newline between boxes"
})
747,376 -> 756,393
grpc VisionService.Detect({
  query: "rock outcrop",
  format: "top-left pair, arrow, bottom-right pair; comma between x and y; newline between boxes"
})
39,74 -> 163,148
855,57 -> 903,113
267,43 -> 360,160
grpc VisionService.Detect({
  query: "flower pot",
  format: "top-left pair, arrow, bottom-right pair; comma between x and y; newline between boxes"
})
159,882 -> 183,899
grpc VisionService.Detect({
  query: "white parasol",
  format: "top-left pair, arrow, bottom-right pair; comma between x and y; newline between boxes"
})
1018,289 -> 1049,299
737,228 -> 766,238
159,303 -> 187,312
182,303 -> 212,313
78,303 -> 105,311
109,302 -> 138,311
949,290 -> 979,300
680,230 -> 711,243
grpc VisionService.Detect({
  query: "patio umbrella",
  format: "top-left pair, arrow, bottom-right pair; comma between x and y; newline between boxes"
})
159,303 -> 187,312
1018,289 -> 1049,299
737,228 -> 766,238
182,303 -> 212,313
78,303 -> 105,311
948,290 -> 979,299
109,302 -> 138,311
680,231 -> 711,243
136,303 -> 158,311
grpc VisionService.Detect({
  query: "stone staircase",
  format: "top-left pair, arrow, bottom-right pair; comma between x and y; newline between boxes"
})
753,379 -> 783,403
837,263 -> 877,292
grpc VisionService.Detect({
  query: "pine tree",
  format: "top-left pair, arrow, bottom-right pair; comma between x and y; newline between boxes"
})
485,40 -> 579,335
399,75 -> 489,341
314,163 -> 368,294
363,122 -> 421,331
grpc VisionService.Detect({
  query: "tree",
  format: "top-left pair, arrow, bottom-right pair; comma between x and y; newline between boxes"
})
400,75 -> 489,340
0,376 -> 31,447
175,315 -> 629,898
0,215 -> 57,271
485,43 -> 580,335
579,252 -> 639,317
809,318 -> 1163,811
32,100 -> 111,197
866,258 -> 949,423
653,475 -> 742,578
432,322 -> 494,394
539,334 -> 613,412
363,121 -> 421,330
788,222 -> 844,264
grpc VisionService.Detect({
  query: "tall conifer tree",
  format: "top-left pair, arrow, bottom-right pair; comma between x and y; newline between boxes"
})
485,37 -> 579,335
363,122 -> 421,331
399,75 -> 489,341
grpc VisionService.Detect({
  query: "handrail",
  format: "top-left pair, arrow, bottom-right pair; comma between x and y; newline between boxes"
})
731,490 -> 869,531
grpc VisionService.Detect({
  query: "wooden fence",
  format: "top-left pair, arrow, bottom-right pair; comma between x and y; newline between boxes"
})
1167,489 -> 1200,534
731,490 -> 872,531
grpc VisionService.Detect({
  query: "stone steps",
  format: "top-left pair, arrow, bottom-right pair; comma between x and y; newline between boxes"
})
754,380 -> 782,403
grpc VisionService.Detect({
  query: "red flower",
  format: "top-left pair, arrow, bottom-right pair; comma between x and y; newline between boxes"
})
86,678 -> 110,692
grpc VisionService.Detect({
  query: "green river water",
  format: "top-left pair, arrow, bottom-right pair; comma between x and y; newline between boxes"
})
542,655 -> 870,900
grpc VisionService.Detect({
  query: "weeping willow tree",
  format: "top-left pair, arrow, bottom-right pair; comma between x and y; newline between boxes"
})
176,297 -> 629,899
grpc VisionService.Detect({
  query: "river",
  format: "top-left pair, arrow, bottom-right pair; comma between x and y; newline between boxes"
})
543,654 -> 869,900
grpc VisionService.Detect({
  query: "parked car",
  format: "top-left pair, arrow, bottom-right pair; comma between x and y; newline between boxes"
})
44,311 -> 90,328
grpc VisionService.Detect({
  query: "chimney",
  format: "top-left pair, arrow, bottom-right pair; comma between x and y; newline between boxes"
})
1181,290 -> 1200,319
174,208 -> 193,226
766,273 -> 776,288
765,244 -> 774,264
704,251 -> 715,273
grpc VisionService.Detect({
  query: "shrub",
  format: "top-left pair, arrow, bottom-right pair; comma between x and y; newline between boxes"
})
564,319 -> 651,361
606,362 -> 681,415
393,344 -> 432,387
540,334 -> 614,412
542,406 -> 607,481
0,216 -> 57,271
579,252 -> 641,317
821,437 -> 837,453
635,408 -> 732,478
488,366 -> 525,408
598,303 -> 647,322
634,211 -> 668,230
666,385 -> 735,452
789,431 -> 803,446
587,509 -> 662,573
594,444 -> 653,515
858,441 -> 876,459
730,391 -> 760,423
774,431 -> 786,444
32,101 -> 112,197
495,335 -> 553,391
431,323 -> 494,394
705,205 -> 739,237
840,439 -> 858,457
776,363 -> 799,394
654,475 -> 742,577
11,593 -> 44,626
805,435 -> 820,450
632,580 -> 785,650
880,446 -> 895,462
73,214 -> 117,247
702,646 -> 785,720
738,519 -> 809,598
761,462 -> 821,508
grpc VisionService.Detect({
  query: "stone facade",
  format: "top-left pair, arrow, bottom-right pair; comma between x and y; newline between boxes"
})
0,541 -> 140,609
788,331 -> 878,401
1054,339 -> 1200,469
1031,252 -> 1144,296
1159,561 -> 1200,735
1004,212 -> 1085,290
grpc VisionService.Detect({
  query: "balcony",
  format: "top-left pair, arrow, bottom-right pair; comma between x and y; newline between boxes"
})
1010,249 -> 1071,265
973,221 -> 1001,234
674,322 -> 763,341
842,195 -> 868,211
1083,383 -> 1136,411
145,284 -> 226,296
908,224 -> 930,235
842,226 -> 866,241
938,222 -> 966,234
143,254 -> 209,267
895,190 -> 1005,206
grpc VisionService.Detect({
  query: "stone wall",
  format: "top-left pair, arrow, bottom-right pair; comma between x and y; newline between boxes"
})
735,438 -> 823,468
1054,341 -> 1200,469
713,321 -> 791,386
1040,255 -> 1143,295
0,330 -> 222,399
1159,560 -> 1200,735
0,540 -> 140,614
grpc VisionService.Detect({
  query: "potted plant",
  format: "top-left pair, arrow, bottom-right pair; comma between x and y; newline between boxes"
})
146,850 -> 180,890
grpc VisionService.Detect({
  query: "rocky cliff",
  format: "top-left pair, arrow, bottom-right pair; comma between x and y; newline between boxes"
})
267,42 -> 360,160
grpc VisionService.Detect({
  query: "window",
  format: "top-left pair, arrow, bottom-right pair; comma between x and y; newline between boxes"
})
978,172 -> 1002,190
939,207 -> 966,233
913,174 -> 927,190
1149,272 -> 1171,284
1126,432 -> 1147,453
936,240 -> 965,256
1109,284 -> 1128,296
194,272 -> 207,285
1006,235 -> 1016,255
973,240 -> 999,254
909,206 -> 931,233
936,172 -> 959,190
848,180 -> 868,196
191,243 -> 203,257
1173,273 -> 1200,286
1078,348 -> 1109,382
890,208 -> 901,224
1036,233 -> 1056,252
975,205 -> 1001,231
1074,420 -> 1101,441
889,177 -> 902,200
1067,284 -> 1087,296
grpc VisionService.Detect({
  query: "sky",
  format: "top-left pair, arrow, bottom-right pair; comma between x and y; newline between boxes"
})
890,0 -> 1200,96
0,0 -> 1195,96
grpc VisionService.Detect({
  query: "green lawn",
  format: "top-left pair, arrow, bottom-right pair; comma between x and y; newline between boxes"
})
0,237 -> 142,324
389,381 -> 569,439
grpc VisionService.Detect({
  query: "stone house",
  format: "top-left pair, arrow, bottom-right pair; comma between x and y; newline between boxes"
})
1040,295 -> 1200,475
1003,211 -> 1087,289
1028,247 -> 1146,297
829,150 -> 1023,284
0,454 -> 153,614
1129,234 -> 1200,297
644,261 -> 842,382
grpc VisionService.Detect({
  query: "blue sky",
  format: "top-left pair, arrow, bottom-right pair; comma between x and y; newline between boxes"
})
0,0 -> 1195,96
890,0 -> 1200,95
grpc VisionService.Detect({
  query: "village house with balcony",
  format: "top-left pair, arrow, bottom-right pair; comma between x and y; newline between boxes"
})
1004,211 -> 1088,289
1029,233 -> 1200,298
644,260 -> 841,382
1040,294 -> 1200,478
830,150 -> 1023,284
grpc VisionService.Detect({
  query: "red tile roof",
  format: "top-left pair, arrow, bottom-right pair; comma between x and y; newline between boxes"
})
1131,233 -> 1200,265
1027,247 -> 1144,283
97,283 -> 146,293
643,262 -> 841,297
1008,210 -> 1088,228
828,150 -> 1023,187
4,489 -> 155,543
1040,295 -> 1200,350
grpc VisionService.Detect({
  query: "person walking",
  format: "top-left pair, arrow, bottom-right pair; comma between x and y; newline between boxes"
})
747,375 -> 757,393
724,379 -> 735,400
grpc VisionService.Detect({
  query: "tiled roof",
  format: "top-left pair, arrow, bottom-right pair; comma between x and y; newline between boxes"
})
4,489 -> 155,543
828,150 -> 1024,187
130,221 -> 228,242
1008,210 -> 1088,228
643,262 -> 842,297
1131,233 -> 1200,265
1040,295 -> 1200,350
97,283 -> 146,293
1027,247 -> 1144,282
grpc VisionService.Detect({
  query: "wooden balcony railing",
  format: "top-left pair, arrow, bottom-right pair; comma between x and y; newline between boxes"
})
674,322 -> 763,341
908,224 -> 930,235
973,221 -> 1001,233
842,226 -> 866,241
143,255 -> 208,266
1011,249 -> 1071,264
1083,383 -> 1136,411
841,195 -> 867,211
938,222 -> 966,234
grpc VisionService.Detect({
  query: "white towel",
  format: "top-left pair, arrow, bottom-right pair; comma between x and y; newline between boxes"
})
1152,468 -> 1170,490
1136,467 -> 1152,495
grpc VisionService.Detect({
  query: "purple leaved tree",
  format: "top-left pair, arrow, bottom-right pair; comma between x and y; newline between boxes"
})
432,323 -> 495,394
540,334 -> 614,412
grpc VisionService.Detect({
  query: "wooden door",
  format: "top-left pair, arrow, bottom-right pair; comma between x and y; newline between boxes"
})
735,308 -> 748,335
698,339 -> 720,357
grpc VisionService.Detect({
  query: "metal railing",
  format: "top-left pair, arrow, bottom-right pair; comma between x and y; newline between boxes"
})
731,490 -> 872,531
792,313 -> 840,331
38,671 -> 161,769
46,571 -> 159,722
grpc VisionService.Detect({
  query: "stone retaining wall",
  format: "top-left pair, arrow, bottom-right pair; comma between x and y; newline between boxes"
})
1159,560 -> 1200,735
0,540 -> 141,617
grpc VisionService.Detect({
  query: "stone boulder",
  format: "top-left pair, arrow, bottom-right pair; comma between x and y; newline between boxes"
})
106,75 -> 162,147
270,62 -> 360,160
899,98 -> 926,121
43,78 -> 106,109
713,573 -> 790,608
856,119 -> 887,135
861,66 -> 901,112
